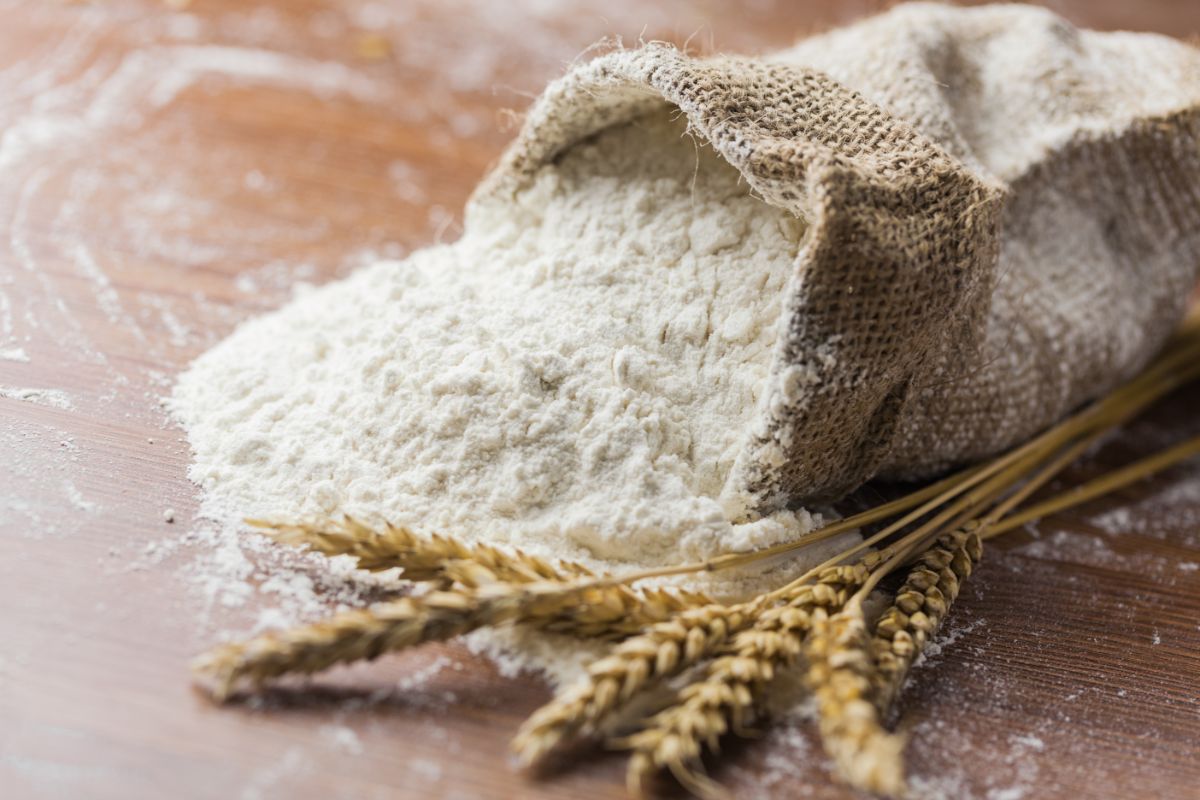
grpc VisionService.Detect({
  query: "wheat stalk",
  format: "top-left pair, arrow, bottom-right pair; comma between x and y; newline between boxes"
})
614,415 -> 1116,798
985,432 -> 1200,538
807,527 -> 983,797
804,433 -> 1096,794
819,425 -> 1118,793
536,383 -> 1181,795
807,410 -> 1198,792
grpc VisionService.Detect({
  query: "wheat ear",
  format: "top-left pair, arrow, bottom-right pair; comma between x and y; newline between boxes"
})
619,564 -> 868,799
447,557 -> 713,639
193,569 -> 694,701
800,527 -> 980,796
252,517 -> 710,638
512,599 -> 756,768
193,581 -> 590,701
805,599 -> 905,797
250,517 -> 595,582
871,528 -> 983,715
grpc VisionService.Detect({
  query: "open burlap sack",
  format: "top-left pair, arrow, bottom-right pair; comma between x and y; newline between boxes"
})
472,3 -> 1200,515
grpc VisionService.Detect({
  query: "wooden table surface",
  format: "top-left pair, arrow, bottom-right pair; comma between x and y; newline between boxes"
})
3,2 -> 1199,798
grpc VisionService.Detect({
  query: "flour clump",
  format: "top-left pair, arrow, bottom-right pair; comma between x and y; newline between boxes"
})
174,111 -> 829,588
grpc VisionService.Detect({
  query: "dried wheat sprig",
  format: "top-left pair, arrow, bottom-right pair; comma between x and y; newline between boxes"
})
618,564 -> 868,799
864,422 -> 1112,717
817,434 -> 1103,791
865,425 -> 1196,719
618,393 -> 1199,799
512,599 -> 757,768
768,525 -> 917,799
777,433 -> 1061,798
843,431 -> 1101,781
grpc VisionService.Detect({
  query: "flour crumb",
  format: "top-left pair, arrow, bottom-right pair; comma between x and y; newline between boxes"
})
0,386 -> 74,410
394,655 -> 453,693
410,757 -> 443,783
1010,735 -> 1045,752
64,480 -> 98,513
318,724 -> 363,756
0,346 -> 30,363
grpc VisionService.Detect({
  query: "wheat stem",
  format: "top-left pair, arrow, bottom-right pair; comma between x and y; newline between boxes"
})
862,426 -> 1113,736
986,432 -> 1200,538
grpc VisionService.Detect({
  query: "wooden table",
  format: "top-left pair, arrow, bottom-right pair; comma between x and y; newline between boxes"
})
2,2 -> 1198,798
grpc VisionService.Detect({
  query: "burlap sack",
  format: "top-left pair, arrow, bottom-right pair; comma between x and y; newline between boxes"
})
472,4 -> 1200,516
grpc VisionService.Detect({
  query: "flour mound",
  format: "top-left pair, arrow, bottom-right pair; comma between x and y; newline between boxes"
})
175,112 -> 831,584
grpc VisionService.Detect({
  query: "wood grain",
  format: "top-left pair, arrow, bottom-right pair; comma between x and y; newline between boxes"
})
1,2 -> 1198,799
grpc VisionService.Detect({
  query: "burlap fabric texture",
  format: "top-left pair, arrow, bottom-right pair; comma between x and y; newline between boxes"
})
471,3 -> 1200,515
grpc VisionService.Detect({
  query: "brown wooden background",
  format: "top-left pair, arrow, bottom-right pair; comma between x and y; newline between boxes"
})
2,2 -> 1199,798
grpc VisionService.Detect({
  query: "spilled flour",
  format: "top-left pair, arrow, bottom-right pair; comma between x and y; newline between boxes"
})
174,110 -> 849,679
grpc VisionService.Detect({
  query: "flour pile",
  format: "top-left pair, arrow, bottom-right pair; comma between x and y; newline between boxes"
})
174,112 -> 842,602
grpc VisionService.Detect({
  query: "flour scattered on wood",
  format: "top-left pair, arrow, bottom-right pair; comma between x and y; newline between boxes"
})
172,111 -> 851,678
318,724 -> 364,756
0,385 -> 74,410
0,346 -> 29,362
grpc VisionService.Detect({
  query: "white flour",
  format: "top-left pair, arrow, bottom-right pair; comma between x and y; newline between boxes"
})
174,111 -> 848,672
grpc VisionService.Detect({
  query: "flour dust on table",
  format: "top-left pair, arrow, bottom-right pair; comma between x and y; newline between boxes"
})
173,111 -> 847,639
